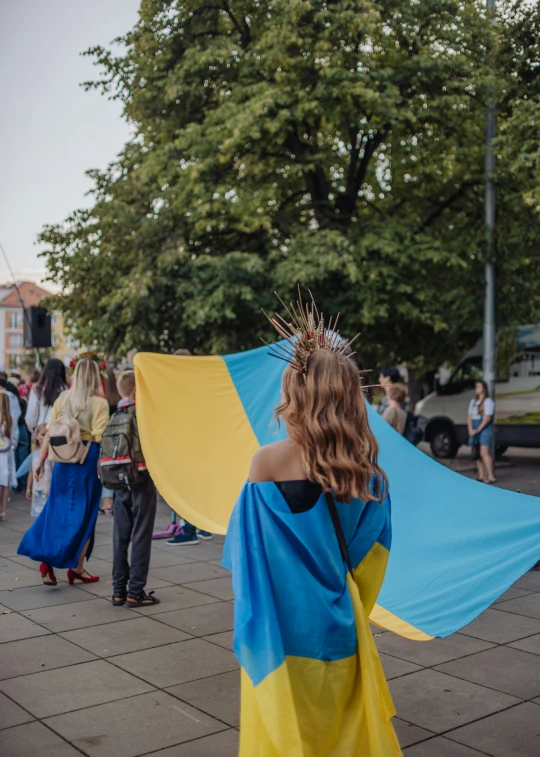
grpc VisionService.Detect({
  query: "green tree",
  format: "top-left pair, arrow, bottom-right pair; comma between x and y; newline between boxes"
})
39,0 -> 540,373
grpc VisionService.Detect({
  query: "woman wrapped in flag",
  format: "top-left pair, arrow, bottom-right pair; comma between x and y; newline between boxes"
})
223,295 -> 403,756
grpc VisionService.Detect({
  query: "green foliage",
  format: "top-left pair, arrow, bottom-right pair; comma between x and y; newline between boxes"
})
39,0 -> 540,372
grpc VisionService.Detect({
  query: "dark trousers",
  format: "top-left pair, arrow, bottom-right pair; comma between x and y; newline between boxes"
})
112,477 -> 157,597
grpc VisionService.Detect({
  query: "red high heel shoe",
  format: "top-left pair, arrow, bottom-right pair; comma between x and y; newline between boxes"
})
67,568 -> 100,585
40,562 -> 57,586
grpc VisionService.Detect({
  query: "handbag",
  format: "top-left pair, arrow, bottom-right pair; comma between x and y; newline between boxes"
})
470,435 -> 480,461
48,398 -> 89,464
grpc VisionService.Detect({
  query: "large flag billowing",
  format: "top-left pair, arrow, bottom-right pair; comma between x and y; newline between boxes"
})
134,346 -> 540,641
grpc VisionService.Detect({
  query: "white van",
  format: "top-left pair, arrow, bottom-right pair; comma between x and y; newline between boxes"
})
415,324 -> 540,458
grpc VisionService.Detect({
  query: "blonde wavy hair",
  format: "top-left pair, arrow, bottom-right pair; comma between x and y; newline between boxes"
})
275,350 -> 388,503
68,359 -> 104,414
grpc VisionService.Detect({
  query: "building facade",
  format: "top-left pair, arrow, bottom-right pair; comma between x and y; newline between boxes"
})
0,281 -> 78,370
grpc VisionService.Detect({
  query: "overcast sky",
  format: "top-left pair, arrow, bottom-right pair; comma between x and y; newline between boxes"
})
0,0 -> 140,286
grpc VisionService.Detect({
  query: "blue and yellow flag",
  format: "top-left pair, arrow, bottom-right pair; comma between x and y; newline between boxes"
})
223,481 -> 401,756
134,346 -> 540,641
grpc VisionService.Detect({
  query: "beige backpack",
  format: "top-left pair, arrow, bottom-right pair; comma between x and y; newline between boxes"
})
48,397 -> 88,464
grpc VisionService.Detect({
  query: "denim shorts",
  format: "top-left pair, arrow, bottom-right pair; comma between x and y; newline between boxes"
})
470,417 -> 494,447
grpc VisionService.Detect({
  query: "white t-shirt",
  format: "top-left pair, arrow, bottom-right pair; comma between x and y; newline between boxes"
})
468,397 -> 495,420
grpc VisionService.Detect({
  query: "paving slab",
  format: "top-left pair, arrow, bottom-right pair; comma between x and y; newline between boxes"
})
0,609 -> 50,643
178,543 -> 225,562
142,727 -> 239,757
514,571 -> 540,592
112,637 -> 238,688
0,721 -> 82,756
493,586 -> 534,604
0,583 -> 93,611
148,550 -> 199,569
448,702 -> 540,757
0,556 -> 29,572
0,634 -> 95,679
393,719 -> 434,748
496,592 -> 540,620
153,600 -> 234,637
22,597 -> 135,632
509,632 -> 540,656
150,562 -> 229,584
3,553 -> 38,569
436,645 -> 540,700
460,607 -> 540,644
0,566 -> 47,590
130,585 -> 218,615
167,670 -> 240,726
184,577 -> 233,601
61,616 -> 191,657
45,690 -> 228,757
0,659 -> 154,718
389,669 -> 520,732
375,632 -> 494,667
379,653 -> 422,680
76,575 -> 172,598
404,736 -> 489,756
202,630 -> 234,651
0,691 -> 34,729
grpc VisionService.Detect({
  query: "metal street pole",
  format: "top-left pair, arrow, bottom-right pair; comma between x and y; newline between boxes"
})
483,0 -> 496,400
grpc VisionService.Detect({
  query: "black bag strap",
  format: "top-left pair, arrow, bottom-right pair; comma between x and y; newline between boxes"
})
324,491 -> 354,577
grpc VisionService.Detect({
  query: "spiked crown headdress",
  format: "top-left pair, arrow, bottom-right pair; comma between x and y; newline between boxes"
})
263,288 -> 370,380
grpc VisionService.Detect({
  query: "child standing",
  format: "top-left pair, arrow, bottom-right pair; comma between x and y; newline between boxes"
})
26,425 -> 52,518
0,390 -> 16,521
102,370 -> 160,608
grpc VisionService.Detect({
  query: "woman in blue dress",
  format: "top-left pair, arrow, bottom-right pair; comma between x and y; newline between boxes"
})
18,359 -> 109,586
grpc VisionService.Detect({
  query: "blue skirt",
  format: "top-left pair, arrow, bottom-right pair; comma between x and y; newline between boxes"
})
18,443 -> 102,569
469,417 -> 494,447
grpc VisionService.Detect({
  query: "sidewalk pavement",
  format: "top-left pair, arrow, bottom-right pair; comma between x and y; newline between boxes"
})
0,488 -> 539,757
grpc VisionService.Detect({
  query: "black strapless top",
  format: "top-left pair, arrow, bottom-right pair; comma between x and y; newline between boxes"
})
275,480 -> 323,513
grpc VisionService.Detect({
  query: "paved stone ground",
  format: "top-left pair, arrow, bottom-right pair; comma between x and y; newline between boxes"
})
1,452 -> 540,757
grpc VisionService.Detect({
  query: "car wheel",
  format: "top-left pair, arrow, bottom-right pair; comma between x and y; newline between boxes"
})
495,445 -> 508,459
430,427 -> 458,459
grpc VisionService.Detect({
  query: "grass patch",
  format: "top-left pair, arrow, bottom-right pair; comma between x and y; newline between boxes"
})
498,411 -> 540,425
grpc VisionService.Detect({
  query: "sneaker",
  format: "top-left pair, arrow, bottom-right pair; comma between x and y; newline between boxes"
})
197,529 -> 214,541
166,530 -> 199,546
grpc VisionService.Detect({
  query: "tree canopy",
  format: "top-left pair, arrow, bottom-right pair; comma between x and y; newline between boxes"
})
40,0 -> 540,371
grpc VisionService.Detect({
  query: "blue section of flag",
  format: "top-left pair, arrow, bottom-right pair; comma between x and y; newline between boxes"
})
223,481 -> 391,686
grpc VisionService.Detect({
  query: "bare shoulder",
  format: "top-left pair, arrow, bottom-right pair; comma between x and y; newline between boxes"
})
249,440 -> 299,483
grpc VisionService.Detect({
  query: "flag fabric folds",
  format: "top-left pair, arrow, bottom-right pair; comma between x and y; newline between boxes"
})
223,481 -> 402,756
134,347 -> 540,641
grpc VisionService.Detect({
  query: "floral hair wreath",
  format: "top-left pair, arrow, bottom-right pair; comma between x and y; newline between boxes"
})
262,287 -> 377,389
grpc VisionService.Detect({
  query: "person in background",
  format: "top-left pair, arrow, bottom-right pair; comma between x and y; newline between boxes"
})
166,348 -> 214,546
468,380 -> 496,484
111,370 -> 160,608
377,366 -> 402,415
0,390 -> 17,521
382,384 -> 408,435
17,359 -> 109,586
104,366 -> 121,415
26,424 -> 52,518
26,358 -> 68,434
0,373 -> 21,446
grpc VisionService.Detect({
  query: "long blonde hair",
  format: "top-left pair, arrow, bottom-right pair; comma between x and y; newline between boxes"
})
275,350 -> 388,503
67,359 -> 104,414
0,391 -> 13,441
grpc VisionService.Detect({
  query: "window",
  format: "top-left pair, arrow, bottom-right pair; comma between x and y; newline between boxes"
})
8,355 -> 21,369
8,333 -> 23,349
9,312 -> 22,329
448,358 -> 483,388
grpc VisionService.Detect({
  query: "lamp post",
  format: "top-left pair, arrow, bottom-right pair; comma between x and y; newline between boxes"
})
483,0 -> 496,399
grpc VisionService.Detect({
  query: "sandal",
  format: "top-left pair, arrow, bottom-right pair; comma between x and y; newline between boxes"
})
112,593 -> 127,606
125,591 -> 160,608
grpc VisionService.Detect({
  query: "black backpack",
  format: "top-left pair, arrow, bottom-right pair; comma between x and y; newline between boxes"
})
404,412 -> 424,446
99,406 -> 147,489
